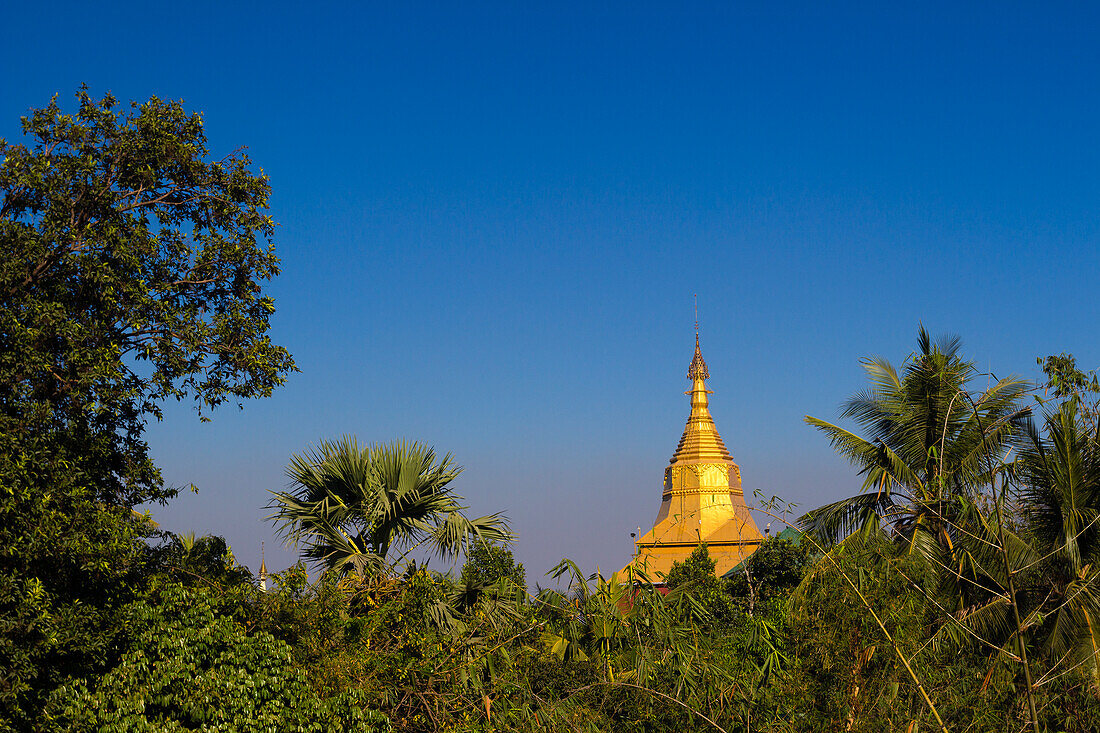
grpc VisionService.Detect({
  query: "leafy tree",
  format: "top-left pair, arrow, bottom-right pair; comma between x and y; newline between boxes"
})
1038,353 -> 1100,403
0,86 -> 295,505
145,532 -> 254,588
727,536 -> 811,607
1037,353 -> 1100,440
460,539 -> 526,590
269,437 -> 511,577
664,543 -> 739,625
1014,401 -> 1100,688
0,88 -> 294,728
0,440 -> 149,728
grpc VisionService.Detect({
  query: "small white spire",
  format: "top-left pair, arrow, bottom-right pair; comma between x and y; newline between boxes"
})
258,542 -> 267,593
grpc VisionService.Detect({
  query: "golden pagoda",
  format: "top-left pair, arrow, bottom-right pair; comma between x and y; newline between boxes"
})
623,334 -> 763,580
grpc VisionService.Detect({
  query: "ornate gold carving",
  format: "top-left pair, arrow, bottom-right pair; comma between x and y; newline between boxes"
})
687,333 -> 709,380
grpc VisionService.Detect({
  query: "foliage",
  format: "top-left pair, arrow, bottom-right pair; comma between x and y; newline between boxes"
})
1038,353 -> 1100,402
0,88 -> 293,728
0,432 -> 150,729
145,532 -> 254,588
802,327 -> 1028,558
460,539 -> 526,591
269,437 -> 511,577
538,560 -> 730,702
726,536 -> 812,608
799,338 -> 1100,730
46,581 -> 386,733
1037,353 -> 1100,440
664,543 -> 739,625
0,86 -> 295,506
783,539 -> 993,731
914,393 -> 1100,710
1016,400 -> 1100,688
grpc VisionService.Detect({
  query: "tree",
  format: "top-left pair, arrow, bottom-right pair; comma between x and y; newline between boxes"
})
1038,353 -> 1100,404
664,543 -> 739,625
48,581 -> 386,732
0,87 -> 294,504
269,437 -> 511,577
145,532 -> 254,589
1036,353 -> 1100,440
0,88 -> 295,727
726,536 -> 811,608
920,398 -> 1100,719
460,539 -> 526,590
802,327 -> 1028,564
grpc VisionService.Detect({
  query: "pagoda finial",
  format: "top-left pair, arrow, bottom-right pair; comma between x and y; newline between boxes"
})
688,296 -> 709,381
688,338 -> 709,381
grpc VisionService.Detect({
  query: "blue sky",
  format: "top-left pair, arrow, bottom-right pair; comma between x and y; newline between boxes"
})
4,3 -> 1099,581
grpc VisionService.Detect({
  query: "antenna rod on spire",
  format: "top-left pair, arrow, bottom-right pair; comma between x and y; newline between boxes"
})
694,294 -> 699,340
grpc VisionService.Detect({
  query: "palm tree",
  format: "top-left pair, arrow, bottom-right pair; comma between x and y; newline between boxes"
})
802,327 -> 1029,560
269,437 -> 511,577
1016,400 -> 1100,688
931,400 -> 1100,692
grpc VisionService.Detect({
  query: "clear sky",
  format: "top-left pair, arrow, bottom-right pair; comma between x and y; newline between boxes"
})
4,2 -> 1099,582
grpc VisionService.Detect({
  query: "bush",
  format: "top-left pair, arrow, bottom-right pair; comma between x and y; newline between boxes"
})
46,582 -> 386,733
664,543 -> 739,626
726,536 -> 812,607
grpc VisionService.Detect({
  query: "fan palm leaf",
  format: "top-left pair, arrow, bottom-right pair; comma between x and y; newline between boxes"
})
268,436 -> 512,577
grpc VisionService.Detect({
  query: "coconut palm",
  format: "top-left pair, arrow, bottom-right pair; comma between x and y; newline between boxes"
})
802,327 -> 1029,559
1016,401 -> 1100,687
269,437 -> 511,577
932,401 -> 1100,689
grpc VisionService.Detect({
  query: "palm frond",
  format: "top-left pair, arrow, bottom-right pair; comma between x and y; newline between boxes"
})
425,510 -> 512,559
268,435 -> 509,578
799,491 -> 895,548
932,595 -> 1016,656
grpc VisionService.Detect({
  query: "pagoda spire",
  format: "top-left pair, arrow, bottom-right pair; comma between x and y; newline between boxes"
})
689,294 -> 707,380
672,332 -> 731,463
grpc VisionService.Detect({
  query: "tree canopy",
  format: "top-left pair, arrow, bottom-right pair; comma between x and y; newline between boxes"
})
0,86 -> 295,506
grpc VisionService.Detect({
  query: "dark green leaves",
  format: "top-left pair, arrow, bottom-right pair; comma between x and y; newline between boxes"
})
802,327 -> 1029,551
0,87 -> 295,506
0,89 -> 294,727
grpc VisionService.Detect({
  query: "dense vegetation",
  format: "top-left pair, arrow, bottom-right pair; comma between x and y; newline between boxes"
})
3,90 -> 1100,732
